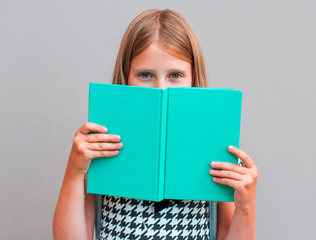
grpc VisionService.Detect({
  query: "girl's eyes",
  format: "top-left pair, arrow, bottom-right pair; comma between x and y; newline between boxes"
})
138,72 -> 153,79
137,72 -> 183,80
169,73 -> 183,79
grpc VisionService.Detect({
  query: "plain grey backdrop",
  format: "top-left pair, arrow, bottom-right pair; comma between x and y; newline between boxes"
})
1,0 -> 315,239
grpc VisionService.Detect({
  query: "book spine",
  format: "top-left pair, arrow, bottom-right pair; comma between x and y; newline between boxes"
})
157,88 -> 169,201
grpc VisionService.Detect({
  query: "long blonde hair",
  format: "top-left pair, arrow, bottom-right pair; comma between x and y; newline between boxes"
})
112,9 -> 208,88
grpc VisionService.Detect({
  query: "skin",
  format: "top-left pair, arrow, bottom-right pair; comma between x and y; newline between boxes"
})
52,42 -> 257,240
128,42 -> 192,89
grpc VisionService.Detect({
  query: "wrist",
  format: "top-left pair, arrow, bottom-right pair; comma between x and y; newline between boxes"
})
235,200 -> 256,214
65,166 -> 86,182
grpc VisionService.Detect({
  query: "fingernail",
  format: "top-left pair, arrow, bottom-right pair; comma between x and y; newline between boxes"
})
102,127 -> 107,133
228,146 -> 233,151
211,161 -> 216,167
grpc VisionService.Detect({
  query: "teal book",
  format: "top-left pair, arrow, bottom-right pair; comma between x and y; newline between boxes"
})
87,82 -> 243,202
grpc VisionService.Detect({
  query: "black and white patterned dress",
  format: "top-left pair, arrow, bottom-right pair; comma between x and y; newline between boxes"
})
99,195 -> 210,240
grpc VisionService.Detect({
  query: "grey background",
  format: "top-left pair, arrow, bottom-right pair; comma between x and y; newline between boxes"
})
1,0 -> 315,239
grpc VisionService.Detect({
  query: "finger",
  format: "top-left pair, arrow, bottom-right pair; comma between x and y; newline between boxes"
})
210,161 -> 248,175
209,169 -> 243,181
78,122 -> 107,135
212,177 -> 239,189
228,146 -> 255,168
86,133 -> 121,143
87,142 -> 123,151
89,149 -> 120,158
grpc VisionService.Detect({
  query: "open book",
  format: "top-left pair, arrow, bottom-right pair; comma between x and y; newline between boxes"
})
87,82 -> 243,202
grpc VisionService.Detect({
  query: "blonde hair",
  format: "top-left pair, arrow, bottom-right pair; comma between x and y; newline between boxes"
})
112,9 -> 208,88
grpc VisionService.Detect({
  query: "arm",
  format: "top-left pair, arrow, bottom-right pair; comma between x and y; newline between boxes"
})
53,122 -> 122,240
85,174 -> 96,240
210,146 -> 258,240
52,167 -> 91,240
216,202 -> 235,239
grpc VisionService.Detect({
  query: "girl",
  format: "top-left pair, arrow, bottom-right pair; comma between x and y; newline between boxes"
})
53,9 -> 258,240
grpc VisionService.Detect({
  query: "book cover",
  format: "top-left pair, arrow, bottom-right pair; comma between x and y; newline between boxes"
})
87,82 -> 242,202
164,88 -> 242,202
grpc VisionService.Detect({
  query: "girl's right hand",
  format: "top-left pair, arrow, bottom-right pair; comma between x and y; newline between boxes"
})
66,122 -> 123,178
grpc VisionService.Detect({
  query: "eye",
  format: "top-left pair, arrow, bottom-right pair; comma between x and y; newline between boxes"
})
138,72 -> 153,79
169,73 -> 183,79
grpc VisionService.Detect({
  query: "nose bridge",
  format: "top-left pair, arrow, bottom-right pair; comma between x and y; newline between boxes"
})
154,76 -> 166,89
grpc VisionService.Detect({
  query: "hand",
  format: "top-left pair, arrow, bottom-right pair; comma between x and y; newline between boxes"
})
209,146 -> 258,211
66,122 -> 123,179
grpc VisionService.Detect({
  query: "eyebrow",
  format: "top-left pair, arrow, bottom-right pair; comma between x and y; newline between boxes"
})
133,68 -> 188,74
133,68 -> 156,73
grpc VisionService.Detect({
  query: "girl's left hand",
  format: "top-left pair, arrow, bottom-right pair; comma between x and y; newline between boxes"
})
209,145 -> 258,211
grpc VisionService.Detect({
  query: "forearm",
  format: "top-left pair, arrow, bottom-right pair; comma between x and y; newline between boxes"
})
53,166 -> 89,240
223,202 -> 256,240
211,146 -> 258,240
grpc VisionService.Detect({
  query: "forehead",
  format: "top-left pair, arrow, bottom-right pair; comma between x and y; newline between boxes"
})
130,43 -> 192,71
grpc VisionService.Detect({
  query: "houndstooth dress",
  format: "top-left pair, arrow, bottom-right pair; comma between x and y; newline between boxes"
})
99,195 -> 210,240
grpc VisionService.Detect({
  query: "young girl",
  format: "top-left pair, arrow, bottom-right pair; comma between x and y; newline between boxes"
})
53,9 -> 258,240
